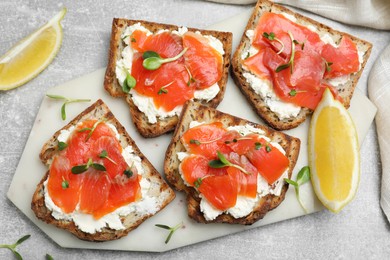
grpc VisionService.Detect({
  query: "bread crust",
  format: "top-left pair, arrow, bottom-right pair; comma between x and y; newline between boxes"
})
104,19 -> 233,137
231,0 -> 372,130
164,101 -> 300,224
32,99 -> 175,241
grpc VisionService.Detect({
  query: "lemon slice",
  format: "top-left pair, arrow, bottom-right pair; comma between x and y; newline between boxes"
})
308,88 -> 360,213
0,8 -> 66,91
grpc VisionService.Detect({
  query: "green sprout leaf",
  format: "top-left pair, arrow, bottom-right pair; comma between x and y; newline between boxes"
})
325,61 -> 333,72
61,177 -> 69,189
289,89 -> 297,97
190,139 -> 201,145
143,48 -> 188,70
262,31 -> 285,54
99,149 -> 117,165
46,94 -> 91,120
157,87 -> 168,95
0,234 -> 30,260
71,164 -> 88,174
155,222 -> 183,244
122,72 -> 136,93
71,158 -> 106,174
142,51 -> 160,59
194,177 -> 203,188
91,163 -> 106,171
58,141 -> 68,151
208,151 -> 250,175
275,31 -> 296,73
124,169 -> 133,178
78,120 -> 104,142
255,142 -> 262,150
46,254 -> 54,260
284,166 -> 311,213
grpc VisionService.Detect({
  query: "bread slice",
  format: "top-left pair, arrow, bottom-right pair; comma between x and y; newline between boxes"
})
164,101 -> 300,224
104,18 -> 233,137
32,99 -> 175,241
231,0 -> 372,130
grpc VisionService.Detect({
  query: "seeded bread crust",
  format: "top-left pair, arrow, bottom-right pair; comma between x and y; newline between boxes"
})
231,0 -> 372,130
164,101 -> 300,224
32,99 -> 175,241
104,18 -> 233,138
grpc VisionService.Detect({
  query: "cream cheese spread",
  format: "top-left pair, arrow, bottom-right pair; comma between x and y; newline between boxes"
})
178,122 -> 289,221
44,122 -> 158,234
242,18 -> 364,120
116,23 -> 224,124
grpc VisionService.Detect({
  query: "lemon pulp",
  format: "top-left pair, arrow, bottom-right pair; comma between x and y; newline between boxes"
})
0,8 -> 66,90
309,88 -> 360,213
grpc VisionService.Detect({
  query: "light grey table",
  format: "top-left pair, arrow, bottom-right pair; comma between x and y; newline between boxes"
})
1,0 -> 390,259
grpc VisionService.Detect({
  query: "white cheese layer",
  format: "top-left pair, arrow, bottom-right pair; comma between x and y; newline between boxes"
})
178,122 -> 289,221
242,23 -> 365,120
243,72 -> 301,120
44,122 -> 158,234
116,23 -> 223,124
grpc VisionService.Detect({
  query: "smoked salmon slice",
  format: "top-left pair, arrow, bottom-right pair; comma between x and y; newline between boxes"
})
245,12 -> 359,110
129,30 -> 223,112
47,120 -> 141,219
183,32 -> 223,89
179,123 -> 289,210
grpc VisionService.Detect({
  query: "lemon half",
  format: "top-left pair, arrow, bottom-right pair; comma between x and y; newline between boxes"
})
0,8 -> 66,91
308,88 -> 360,213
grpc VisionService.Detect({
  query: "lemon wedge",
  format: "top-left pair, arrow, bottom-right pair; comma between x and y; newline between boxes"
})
0,8 -> 66,91
308,88 -> 360,213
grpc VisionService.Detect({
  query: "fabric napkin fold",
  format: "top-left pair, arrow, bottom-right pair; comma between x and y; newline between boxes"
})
368,45 -> 390,223
206,0 -> 390,222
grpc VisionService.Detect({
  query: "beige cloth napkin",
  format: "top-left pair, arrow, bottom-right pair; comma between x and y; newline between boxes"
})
368,45 -> 390,223
207,0 -> 390,221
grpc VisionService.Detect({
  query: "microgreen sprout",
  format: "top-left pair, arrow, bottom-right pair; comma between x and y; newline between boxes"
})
289,89 -> 297,97
155,222 -> 184,244
78,120 -> 104,141
284,166 -> 311,213
275,31 -> 296,73
266,145 -> 272,153
58,141 -> 68,151
61,176 -> 69,189
157,81 -> 174,95
224,137 -> 252,144
262,32 -> 285,55
325,61 -> 333,72
0,234 -> 30,260
46,254 -> 54,260
122,72 -> 136,93
143,48 -> 188,70
124,169 -> 133,178
71,158 -> 106,174
46,94 -> 91,120
255,142 -> 262,150
184,66 -> 195,86
99,150 -> 117,165
208,151 -> 250,175
189,137 -> 222,145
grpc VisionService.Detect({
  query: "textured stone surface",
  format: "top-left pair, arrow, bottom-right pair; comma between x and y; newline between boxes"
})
1,0 -> 390,259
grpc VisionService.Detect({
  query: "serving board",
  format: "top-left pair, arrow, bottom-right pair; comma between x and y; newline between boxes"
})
7,9 -> 377,252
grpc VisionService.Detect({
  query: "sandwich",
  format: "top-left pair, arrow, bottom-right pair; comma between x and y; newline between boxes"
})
31,99 -> 175,241
231,0 -> 372,130
104,19 -> 232,137
164,101 -> 300,224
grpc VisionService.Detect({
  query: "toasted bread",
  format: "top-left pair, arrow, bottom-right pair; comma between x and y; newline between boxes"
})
231,0 -> 372,130
164,101 -> 300,224
32,99 -> 175,241
104,18 -> 232,138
